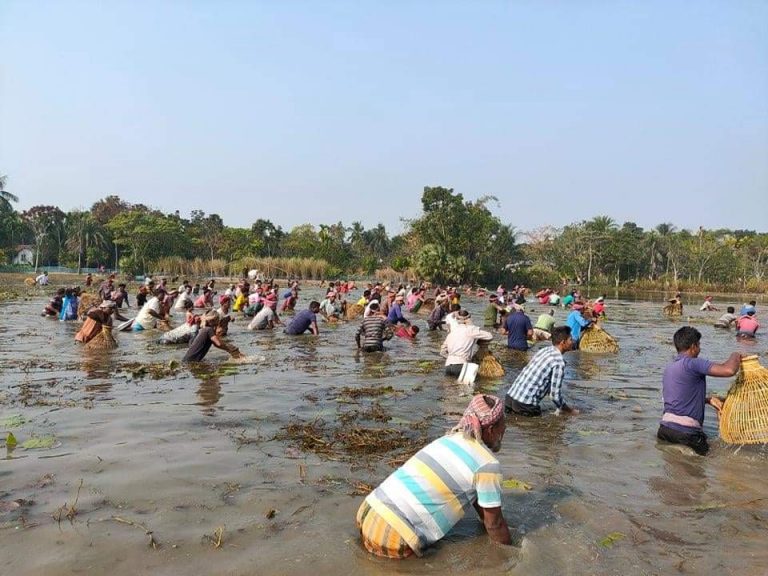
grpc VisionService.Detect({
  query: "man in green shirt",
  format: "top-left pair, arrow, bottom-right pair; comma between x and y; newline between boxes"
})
483,294 -> 505,328
533,308 -> 556,341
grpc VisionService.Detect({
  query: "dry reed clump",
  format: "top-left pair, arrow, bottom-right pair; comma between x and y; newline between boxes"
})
579,326 -> 619,353
229,257 -> 331,280
77,292 -> 96,319
663,302 -> 683,317
276,418 -> 416,459
719,355 -> 768,445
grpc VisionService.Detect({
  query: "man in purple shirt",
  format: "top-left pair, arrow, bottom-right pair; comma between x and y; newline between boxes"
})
504,304 -> 533,351
658,326 -> 741,455
386,294 -> 410,326
284,301 -> 320,335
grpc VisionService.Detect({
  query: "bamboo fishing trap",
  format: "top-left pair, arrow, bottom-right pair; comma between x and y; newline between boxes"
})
346,303 -> 364,320
85,325 -> 118,351
472,342 -> 505,378
719,355 -> 768,445
579,325 -> 619,353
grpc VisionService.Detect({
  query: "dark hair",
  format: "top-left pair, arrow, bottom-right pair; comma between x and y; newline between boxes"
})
457,309 -> 471,319
673,326 -> 701,352
309,301 -> 321,311
450,303 -> 461,312
363,290 -> 371,298
727,306 -> 735,313
749,300 -> 757,306
551,326 -> 572,345
369,302 -> 380,311
410,325 -> 420,335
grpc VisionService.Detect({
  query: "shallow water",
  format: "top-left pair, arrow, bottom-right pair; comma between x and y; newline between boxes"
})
1,289 -> 767,575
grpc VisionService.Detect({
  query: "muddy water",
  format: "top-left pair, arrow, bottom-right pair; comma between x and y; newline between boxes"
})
1,290 -> 767,575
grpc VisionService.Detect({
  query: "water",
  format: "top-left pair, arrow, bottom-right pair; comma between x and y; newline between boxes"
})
1,289 -> 767,575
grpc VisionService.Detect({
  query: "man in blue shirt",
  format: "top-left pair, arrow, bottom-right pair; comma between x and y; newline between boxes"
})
565,303 -> 591,349
284,301 -> 320,335
504,304 -> 533,351
386,294 -> 410,326
657,326 -> 741,455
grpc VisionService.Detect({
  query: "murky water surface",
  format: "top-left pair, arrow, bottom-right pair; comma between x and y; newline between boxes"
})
2,288 -> 767,575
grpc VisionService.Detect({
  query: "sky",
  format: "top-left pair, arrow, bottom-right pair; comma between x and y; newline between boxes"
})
1,1 -> 767,236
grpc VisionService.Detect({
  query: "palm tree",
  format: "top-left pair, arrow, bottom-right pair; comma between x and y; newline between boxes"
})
0,175 -> 19,211
65,210 -> 105,274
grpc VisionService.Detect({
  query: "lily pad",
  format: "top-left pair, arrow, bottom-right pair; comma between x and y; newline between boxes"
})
598,531 -> 625,548
21,436 -> 59,450
0,415 -> 25,429
502,478 -> 532,491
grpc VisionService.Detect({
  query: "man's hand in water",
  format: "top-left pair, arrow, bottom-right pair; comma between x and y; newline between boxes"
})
707,396 -> 725,412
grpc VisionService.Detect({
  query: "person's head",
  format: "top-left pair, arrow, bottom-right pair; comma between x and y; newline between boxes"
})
749,300 -> 757,307
409,325 -> 420,336
673,326 -> 702,355
451,394 -> 505,452
489,294 -> 498,302
183,299 -> 194,311
727,306 -> 735,314
328,292 -> 337,301
548,308 -> 555,316
56,287 -> 65,296
551,326 -> 573,351
309,301 -> 321,313
456,309 -> 471,324
99,300 -> 116,312
395,294 -> 404,304
747,309 -> 756,316
368,302 -> 380,313
450,303 -> 461,313
219,295 -> 231,309
118,283 -> 126,290
363,289 -> 371,299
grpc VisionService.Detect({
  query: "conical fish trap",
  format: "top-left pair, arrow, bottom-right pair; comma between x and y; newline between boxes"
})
24,277 -> 36,287
579,326 -> 619,353
719,355 -> 768,445
663,302 -> 683,317
346,303 -> 364,320
85,325 -> 117,350
473,343 -> 505,378
419,299 -> 435,313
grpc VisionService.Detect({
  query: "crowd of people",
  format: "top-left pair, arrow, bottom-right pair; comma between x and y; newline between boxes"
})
35,271 -> 762,559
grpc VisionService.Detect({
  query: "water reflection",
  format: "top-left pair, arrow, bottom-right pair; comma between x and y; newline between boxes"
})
188,362 -> 223,416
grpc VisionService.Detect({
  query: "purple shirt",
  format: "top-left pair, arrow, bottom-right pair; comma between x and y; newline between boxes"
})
505,311 -> 533,350
285,309 -> 316,335
387,302 -> 408,325
661,354 -> 713,432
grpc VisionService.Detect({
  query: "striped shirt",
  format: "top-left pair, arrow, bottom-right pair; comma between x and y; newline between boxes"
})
364,433 -> 502,555
356,316 -> 393,348
506,344 -> 567,408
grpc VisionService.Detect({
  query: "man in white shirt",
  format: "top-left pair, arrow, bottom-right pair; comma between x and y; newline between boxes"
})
440,310 -> 493,377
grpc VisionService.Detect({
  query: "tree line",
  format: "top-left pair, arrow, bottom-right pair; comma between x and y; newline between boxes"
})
1,175 -> 766,290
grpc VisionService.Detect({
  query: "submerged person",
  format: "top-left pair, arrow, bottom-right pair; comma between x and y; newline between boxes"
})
566,303 -> 592,349
75,300 -> 117,345
60,288 -> 79,321
355,302 -> 393,352
133,290 -> 168,331
532,308 -> 556,341
505,326 -> 576,416
42,288 -> 65,317
504,304 -> 533,351
356,394 -> 511,558
735,308 -> 759,339
284,301 -> 320,335
440,310 -> 493,377
657,326 -> 741,455
700,296 -> 718,312
159,300 -> 200,345
247,300 -> 281,330
713,306 -> 738,329
183,311 -> 243,362
394,324 -> 419,340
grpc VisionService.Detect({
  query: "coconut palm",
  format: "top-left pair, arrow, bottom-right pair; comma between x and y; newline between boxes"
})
0,175 -> 19,210
65,210 -> 106,273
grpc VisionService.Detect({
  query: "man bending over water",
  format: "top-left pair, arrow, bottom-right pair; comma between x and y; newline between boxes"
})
657,326 -> 741,455
356,394 -> 511,558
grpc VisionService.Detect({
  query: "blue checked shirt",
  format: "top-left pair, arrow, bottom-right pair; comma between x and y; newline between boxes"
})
506,345 -> 567,408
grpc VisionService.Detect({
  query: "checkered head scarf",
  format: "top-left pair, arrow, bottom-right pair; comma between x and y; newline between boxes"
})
451,394 -> 504,441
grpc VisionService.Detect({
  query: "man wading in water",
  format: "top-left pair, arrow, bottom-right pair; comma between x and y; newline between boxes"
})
356,394 -> 512,558
657,326 -> 741,455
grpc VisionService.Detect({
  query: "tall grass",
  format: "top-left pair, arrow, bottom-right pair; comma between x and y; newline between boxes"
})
228,257 -> 332,280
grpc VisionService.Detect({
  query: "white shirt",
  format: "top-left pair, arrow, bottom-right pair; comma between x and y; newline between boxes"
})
440,324 -> 493,365
174,291 -> 193,310
36,274 -> 49,285
248,306 -> 276,330
135,297 -> 162,328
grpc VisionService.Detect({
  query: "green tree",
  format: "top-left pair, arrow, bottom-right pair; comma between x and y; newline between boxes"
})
22,205 -> 65,272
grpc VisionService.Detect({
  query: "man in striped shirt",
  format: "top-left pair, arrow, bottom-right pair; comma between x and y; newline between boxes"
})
505,326 -> 578,416
356,394 -> 511,558
355,302 -> 393,352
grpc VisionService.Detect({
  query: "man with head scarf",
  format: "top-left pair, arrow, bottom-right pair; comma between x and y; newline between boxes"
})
356,394 -> 511,558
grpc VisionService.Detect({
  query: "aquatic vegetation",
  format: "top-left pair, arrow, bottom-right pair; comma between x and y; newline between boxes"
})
598,532 -> 626,548
502,478 -> 533,491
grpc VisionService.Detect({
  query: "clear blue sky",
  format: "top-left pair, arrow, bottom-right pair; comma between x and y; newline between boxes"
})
2,1 -> 766,235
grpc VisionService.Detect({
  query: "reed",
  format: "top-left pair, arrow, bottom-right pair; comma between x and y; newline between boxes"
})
579,326 -> 619,353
